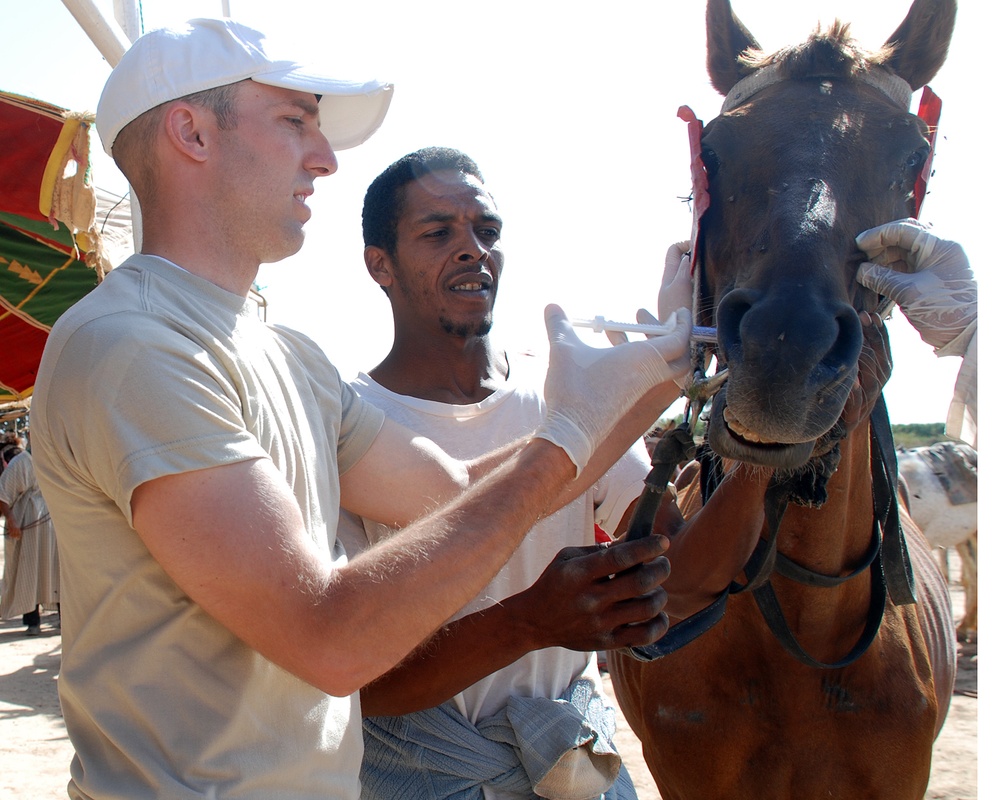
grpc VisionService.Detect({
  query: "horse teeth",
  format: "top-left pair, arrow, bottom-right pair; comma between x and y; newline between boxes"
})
723,406 -> 775,444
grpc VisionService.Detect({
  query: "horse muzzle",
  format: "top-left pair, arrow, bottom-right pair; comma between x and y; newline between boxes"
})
707,285 -> 863,468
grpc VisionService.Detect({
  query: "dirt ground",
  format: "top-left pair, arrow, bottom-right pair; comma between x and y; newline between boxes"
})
0,563 -> 977,799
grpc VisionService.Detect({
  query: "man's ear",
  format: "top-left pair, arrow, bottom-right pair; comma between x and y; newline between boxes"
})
364,245 -> 394,289
163,101 -> 213,163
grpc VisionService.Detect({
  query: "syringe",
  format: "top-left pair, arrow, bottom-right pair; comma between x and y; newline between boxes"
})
572,316 -> 717,343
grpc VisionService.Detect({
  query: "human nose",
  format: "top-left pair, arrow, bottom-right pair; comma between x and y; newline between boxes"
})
308,133 -> 338,177
456,226 -> 489,262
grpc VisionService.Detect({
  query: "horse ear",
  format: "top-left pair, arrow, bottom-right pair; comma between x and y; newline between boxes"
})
706,0 -> 762,95
882,0 -> 957,90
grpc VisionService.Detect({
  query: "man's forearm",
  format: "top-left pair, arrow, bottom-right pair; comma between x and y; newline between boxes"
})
463,436 -> 531,485
359,529 -> 673,715
324,439 -> 577,695
361,598 -> 537,716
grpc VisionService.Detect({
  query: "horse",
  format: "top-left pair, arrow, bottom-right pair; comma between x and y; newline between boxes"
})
898,441 -> 977,639
608,1 -> 958,797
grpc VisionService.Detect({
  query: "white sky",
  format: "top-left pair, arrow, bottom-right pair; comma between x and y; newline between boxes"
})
3,0 -> 987,429
3,0 -> 991,779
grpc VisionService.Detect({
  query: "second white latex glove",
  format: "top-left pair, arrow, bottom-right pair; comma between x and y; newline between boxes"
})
856,219 -> 977,354
636,241 -> 695,390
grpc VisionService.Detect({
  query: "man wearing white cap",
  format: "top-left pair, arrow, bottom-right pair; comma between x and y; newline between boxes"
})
30,18 -> 694,799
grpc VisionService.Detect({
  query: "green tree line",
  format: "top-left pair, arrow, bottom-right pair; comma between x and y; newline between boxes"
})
890,422 -> 948,449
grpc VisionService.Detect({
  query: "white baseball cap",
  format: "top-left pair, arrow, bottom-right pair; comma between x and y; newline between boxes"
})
96,18 -> 394,156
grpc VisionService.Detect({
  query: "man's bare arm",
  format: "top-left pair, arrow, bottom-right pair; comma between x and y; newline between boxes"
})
339,416 -> 530,527
342,378 -> 680,532
360,536 -> 670,716
0,500 -> 20,539
132,438 -> 590,698
361,456 -> 768,716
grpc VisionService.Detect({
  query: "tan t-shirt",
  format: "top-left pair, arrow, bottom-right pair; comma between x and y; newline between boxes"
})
32,255 -> 383,799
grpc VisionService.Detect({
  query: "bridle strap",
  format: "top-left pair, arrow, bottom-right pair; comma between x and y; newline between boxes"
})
622,395 -> 912,666
721,62 -> 913,113
749,549 -> 888,670
870,394 -> 917,605
729,435 -> 891,669
621,424 -> 719,663
776,525 -> 881,587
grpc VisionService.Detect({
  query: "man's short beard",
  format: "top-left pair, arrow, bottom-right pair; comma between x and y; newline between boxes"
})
441,317 -> 493,338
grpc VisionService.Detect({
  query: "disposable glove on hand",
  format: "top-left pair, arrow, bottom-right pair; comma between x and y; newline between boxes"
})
856,219 -> 977,355
636,240 -> 695,389
538,304 -> 692,475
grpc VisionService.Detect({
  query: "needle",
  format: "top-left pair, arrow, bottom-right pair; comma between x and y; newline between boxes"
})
572,316 -> 717,343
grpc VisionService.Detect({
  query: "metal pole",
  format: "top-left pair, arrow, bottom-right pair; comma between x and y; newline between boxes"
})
59,0 -> 131,66
113,0 -> 143,41
109,0 -> 143,251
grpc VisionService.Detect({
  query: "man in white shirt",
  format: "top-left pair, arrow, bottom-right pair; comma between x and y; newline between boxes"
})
341,147 -> 773,799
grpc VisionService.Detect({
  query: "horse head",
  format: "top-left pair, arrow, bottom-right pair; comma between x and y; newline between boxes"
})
699,0 -> 956,472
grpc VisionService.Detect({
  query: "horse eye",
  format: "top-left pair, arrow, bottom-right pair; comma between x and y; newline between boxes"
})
906,146 -> 930,171
701,147 -> 721,178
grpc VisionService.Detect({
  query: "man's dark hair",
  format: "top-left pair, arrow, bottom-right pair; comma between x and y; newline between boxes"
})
362,147 -> 485,255
0,444 -> 23,474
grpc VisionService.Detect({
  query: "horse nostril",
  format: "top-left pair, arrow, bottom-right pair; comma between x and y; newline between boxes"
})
822,305 -> 864,374
715,288 -> 759,359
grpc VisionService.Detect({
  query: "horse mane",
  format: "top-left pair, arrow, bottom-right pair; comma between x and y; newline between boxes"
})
740,21 -> 895,80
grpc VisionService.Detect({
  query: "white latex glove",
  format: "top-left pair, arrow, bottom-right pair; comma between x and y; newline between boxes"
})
856,219 -> 977,355
538,304 -> 692,475
655,241 -> 694,326
636,241 -> 695,389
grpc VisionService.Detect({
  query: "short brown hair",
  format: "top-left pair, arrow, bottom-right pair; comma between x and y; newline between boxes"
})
112,82 -> 241,195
